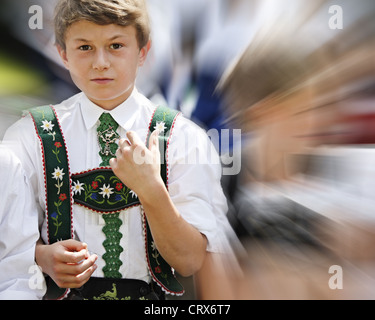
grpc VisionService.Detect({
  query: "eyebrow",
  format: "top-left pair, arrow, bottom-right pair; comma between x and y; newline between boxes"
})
73,34 -> 128,42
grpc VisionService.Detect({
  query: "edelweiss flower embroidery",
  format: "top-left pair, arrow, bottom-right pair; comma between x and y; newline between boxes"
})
130,190 -> 138,199
52,167 -> 65,181
151,241 -> 157,251
99,184 -> 114,199
72,180 -> 84,195
151,241 -> 161,265
154,121 -> 166,133
41,120 -> 54,132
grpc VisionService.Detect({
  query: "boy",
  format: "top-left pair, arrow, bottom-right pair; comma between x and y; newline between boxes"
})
0,145 -> 46,300
4,0 -> 233,300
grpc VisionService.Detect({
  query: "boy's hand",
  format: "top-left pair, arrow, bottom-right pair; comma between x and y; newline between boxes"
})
35,239 -> 97,289
110,130 -> 164,198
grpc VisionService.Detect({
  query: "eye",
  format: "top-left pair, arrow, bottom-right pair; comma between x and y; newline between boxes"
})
110,43 -> 123,50
79,45 -> 92,51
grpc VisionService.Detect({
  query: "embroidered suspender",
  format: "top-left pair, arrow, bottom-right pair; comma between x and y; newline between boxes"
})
145,106 -> 184,295
29,105 -> 184,299
29,106 -> 73,300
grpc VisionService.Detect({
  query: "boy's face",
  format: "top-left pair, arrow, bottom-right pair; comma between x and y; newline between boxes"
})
58,20 -> 150,110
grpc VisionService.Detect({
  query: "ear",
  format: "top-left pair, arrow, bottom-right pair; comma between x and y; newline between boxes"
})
57,45 -> 70,70
138,39 -> 152,67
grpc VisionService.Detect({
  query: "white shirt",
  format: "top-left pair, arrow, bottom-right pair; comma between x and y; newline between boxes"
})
0,145 -> 46,300
3,88 -> 232,283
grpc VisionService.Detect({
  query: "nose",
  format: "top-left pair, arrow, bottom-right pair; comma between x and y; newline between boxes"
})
92,49 -> 110,71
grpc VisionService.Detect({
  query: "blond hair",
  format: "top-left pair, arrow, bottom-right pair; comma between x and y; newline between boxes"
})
54,0 -> 150,50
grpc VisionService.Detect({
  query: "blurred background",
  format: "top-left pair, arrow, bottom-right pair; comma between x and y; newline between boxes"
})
1,0 -> 375,300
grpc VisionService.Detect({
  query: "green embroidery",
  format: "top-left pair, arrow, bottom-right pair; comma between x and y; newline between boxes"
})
72,169 -> 140,213
91,283 -> 147,300
150,241 -> 169,285
102,213 -> 123,279
52,142 -> 63,163
29,106 -> 72,243
31,105 -> 185,298
52,193 -> 68,236
97,113 -> 124,279
97,113 -> 120,167
93,283 -> 122,300
29,105 -> 72,300
144,214 -> 183,294
144,106 -> 185,295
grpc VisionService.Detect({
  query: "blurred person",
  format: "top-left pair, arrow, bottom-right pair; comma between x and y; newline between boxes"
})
0,144 -> 46,300
3,0 -> 237,300
164,0 -> 257,155
215,0 -> 375,299
190,0 -> 257,154
134,0 -> 175,105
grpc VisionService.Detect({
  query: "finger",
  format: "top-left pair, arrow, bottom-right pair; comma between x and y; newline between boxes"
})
61,247 -> 89,264
126,131 -> 144,147
149,129 -> 160,151
62,239 -> 87,252
118,138 -> 131,149
64,254 -> 98,275
115,146 -> 122,159
76,264 -> 98,285
57,264 -> 97,289
109,157 -> 118,169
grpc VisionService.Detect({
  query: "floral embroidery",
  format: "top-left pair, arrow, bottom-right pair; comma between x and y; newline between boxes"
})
41,120 -> 54,132
48,166 -> 69,236
150,240 -> 170,285
52,167 -> 65,194
50,212 -> 62,237
52,167 -> 65,181
154,121 -> 166,133
53,141 -> 62,163
151,241 -> 161,266
99,184 -> 114,199
76,173 -> 137,207
59,193 -> 67,201
71,170 -> 142,216
52,193 -> 67,236
29,105 -> 74,298
72,180 -> 84,195
41,120 -> 57,141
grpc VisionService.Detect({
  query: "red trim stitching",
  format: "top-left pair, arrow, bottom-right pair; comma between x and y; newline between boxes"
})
142,210 -> 184,296
75,201 -> 141,215
165,112 -> 181,190
29,108 -> 70,300
143,107 -> 184,296
51,106 -> 74,241
72,166 -> 112,176
146,107 -> 158,143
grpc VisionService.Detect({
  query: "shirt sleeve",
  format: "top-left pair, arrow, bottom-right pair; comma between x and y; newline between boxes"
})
2,115 -> 46,232
167,115 -> 236,254
0,146 -> 46,300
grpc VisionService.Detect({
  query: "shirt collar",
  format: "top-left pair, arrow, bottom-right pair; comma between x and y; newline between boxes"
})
80,88 -> 141,131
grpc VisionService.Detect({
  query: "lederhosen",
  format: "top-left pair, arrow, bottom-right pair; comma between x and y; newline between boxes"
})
29,105 -> 185,300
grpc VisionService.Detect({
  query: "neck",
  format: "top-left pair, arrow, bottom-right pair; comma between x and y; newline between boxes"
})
88,86 -> 135,111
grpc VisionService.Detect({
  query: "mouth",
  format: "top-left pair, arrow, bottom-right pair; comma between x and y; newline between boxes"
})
91,78 -> 114,85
